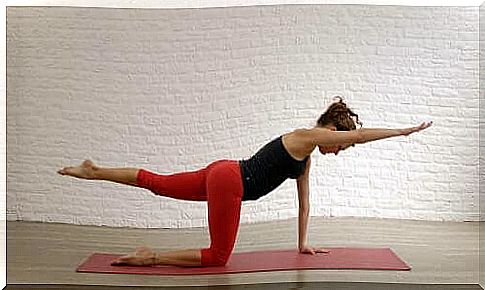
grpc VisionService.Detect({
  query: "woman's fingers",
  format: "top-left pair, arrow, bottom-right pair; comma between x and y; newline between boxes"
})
406,121 -> 432,135
301,246 -> 331,254
420,122 -> 431,132
422,121 -> 432,129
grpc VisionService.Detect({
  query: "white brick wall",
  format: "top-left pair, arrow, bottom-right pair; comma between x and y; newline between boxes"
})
6,5 -> 479,228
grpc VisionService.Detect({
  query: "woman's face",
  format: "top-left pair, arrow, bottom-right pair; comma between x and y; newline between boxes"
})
318,145 -> 341,155
317,125 -> 354,155
318,144 -> 353,156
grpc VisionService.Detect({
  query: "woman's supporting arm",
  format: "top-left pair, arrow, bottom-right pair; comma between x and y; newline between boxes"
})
296,157 -> 331,254
296,159 -> 311,250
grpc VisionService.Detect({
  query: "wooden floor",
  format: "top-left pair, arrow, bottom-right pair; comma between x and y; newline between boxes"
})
7,217 -> 480,287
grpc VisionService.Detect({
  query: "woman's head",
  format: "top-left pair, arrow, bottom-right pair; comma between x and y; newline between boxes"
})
316,96 -> 363,155
316,96 -> 362,131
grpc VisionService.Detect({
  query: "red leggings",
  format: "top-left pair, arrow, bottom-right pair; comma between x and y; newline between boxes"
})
136,159 -> 243,267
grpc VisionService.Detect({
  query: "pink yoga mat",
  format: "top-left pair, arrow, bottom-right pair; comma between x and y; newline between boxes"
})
76,248 -> 411,275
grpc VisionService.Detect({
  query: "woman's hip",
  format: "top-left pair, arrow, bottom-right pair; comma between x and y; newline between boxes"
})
205,159 -> 244,199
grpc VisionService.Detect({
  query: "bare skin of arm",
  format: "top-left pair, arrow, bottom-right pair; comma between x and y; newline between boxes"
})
284,121 -> 432,254
296,157 -> 330,255
282,121 -> 433,160
310,122 -> 432,148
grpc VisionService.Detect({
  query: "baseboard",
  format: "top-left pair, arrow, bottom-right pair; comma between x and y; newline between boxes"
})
4,282 -> 484,290
6,211 -> 17,221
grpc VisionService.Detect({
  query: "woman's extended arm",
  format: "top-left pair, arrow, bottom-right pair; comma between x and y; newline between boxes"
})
307,121 -> 432,147
355,121 -> 432,143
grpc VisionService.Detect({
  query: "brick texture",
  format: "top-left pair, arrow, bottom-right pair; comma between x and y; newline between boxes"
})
6,5 -> 479,228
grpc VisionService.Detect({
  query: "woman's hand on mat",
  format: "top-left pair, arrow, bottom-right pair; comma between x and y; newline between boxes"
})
299,245 -> 330,255
400,121 -> 433,136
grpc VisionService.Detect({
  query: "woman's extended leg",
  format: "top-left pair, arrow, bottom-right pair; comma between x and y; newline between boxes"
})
57,160 -> 139,186
58,160 -> 208,201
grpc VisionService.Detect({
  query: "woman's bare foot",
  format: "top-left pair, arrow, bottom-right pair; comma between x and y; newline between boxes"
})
57,160 -> 98,180
111,246 -> 157,266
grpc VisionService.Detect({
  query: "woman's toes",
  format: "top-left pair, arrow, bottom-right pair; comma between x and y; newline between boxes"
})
57,164 -> 93,179
110,259 -> 123,266
111,256 -> 130,266
57,167 -> 71,175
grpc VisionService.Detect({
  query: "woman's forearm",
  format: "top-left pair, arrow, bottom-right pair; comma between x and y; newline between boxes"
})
298,208 -> 309,248
357,122 -> 432,144
357,128 -> 402,144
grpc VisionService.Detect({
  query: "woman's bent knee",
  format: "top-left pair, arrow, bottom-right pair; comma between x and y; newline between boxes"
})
200,248 -> 231,267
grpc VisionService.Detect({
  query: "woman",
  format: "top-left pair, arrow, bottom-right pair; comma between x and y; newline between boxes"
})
57,97 -> 432,267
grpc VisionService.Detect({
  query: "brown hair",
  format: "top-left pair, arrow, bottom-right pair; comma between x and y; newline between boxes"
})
317,96 -> 363,131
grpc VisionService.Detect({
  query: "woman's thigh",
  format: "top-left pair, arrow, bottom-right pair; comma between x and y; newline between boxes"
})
204,160 -> 244,262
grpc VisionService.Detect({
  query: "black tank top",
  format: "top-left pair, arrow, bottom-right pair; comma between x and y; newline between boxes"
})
239,135 -> 309,201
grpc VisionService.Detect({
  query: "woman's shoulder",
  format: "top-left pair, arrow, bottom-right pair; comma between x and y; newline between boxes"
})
284,128 -> 317,141
282,128 -> 316,160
